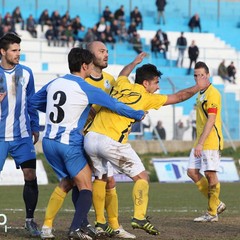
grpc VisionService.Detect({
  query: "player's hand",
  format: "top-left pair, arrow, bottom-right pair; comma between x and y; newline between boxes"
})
0,92 -> 7,102
195,74 -> 209,90
141,111 -> 148,120
194,143 -> 203,158
134,52 -> 147,64
32,131 -> 39,144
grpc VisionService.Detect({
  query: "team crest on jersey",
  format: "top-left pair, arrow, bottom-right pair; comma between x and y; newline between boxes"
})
104,80 -> 111,89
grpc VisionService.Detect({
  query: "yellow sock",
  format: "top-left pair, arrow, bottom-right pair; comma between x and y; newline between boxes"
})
43,186 -> 67,228
196,177 -> 208,198
105,188 -> 119,229
132,179 -> 149,220
93,180 -> 107,224
208,183 -> 220,215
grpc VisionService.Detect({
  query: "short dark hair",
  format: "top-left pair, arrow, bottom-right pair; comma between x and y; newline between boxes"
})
135,64 -> 162,84
194,61 -> 209,74
0,32 -> 21,52
68,47 -> 93,73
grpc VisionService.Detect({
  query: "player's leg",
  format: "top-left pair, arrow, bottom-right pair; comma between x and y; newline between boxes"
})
84,132 -> 115,237
11,138 -> 40,237
41,178 -> 73,239
105,164 -> 136,239
194,150 -> 225,222
187,148 -> 209,198
68,163 -> 93,240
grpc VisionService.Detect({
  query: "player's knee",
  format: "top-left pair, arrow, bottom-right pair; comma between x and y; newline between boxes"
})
106,176 -> 116,189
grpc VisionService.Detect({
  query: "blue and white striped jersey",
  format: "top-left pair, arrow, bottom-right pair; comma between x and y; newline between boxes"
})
0,64 -> 39,141
31,74 -> 144,145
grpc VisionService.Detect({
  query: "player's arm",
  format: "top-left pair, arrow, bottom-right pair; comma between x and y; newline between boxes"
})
85,85 -> 146,121
164,75 -> 209,105
118,52 -> 147,77
194,113 -> 216,157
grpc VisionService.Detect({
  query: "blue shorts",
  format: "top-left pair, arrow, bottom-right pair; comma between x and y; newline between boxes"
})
0,137 -> 36,171
42,138 -> 87,179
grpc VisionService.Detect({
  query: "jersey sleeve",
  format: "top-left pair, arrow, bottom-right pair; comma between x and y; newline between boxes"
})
26,68 -> 40,132
206,90 -> 220,115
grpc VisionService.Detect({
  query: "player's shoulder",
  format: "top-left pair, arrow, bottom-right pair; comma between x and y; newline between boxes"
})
102,71 -> 115,81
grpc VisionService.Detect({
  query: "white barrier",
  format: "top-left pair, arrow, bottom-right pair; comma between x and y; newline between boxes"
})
0,214 -> 7,233
152,157 -> 239,183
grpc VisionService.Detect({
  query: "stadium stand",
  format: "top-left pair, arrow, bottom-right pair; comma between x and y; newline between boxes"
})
1,0 -> 240,141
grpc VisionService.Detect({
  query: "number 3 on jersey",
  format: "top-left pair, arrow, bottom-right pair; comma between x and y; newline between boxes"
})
49,91 -> 66,123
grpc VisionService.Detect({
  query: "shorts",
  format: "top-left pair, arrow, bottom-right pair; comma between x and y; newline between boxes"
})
0,137 -> 36,171
84,132 -> 145,179
188,148 -> 221,172
107,162 -> 120,178
42,138 -> 87,179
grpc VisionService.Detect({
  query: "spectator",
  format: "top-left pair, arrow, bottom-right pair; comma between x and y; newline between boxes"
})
131,31 -> 143,54
188,104 -> 197,140
12,6 -> 24,30
61,10 -> 72,25
150,35 -> 166,58
64,24 -> 75,47
227,61 -> 237,84
114,5 -> 125,22
110,19 -> 120,41
187,40 -> 199,75
174,120 -> 190,140
71,16 -> 85,42
188,13 -> 201,32
130,7 -> 143,29
103,6 -> 114,23
83,27 -> 96,43
218,60 -> 233,83
45,24 -> 57,46
51,10 -> 61,30
105,25 -> 116,49
26,14 -> 37,38
3,12 -> 15,32
153,120 -> 166,140
94,17 -> 107,39
118,20 -> 128,42
127,21 -> 137,40
38,9 -> 52,32
176,32 -> 187,67
155,29 -> 169,51
155,0 -> 167,25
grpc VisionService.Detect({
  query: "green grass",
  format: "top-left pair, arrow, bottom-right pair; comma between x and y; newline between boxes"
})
0,182 -> 240,239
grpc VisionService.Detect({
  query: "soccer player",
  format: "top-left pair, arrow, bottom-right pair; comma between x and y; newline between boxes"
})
84,52 -> 209,235
187,61 -> 226,222
0,32 -> 40,237
40,41 -> 135,239
31,47 -> 145,240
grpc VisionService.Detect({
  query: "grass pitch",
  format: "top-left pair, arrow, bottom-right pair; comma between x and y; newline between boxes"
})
0,182 -> 240,239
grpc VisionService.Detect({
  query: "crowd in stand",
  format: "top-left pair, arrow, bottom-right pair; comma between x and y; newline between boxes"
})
0,5 -> 238,81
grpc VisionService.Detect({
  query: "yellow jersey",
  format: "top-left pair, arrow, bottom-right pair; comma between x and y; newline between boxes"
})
194,84 -> 223,150
84,71 -> 115,131
89,76 -> 168,143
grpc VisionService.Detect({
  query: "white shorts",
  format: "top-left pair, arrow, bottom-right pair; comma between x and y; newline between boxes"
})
84,132 -> 145,179
188,148 -> 221,172
107,162 -> 119,178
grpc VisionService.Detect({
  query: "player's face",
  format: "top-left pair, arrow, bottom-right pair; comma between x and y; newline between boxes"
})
1,43 -> 20,68
194,68 -> 209,82
144,76 -> 159,93
92,45 -> 108,69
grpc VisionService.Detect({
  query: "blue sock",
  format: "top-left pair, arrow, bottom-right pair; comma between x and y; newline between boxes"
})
70,189 -> 92,231
71,186 -> 89,227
